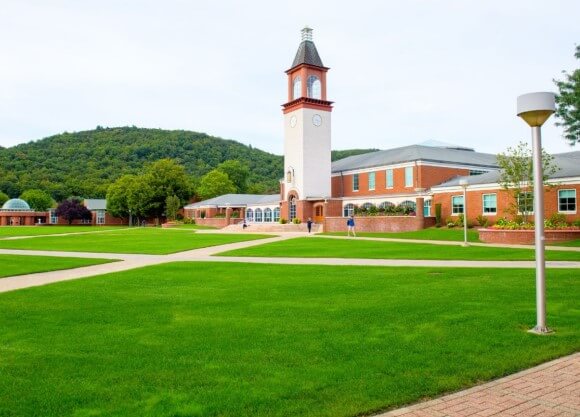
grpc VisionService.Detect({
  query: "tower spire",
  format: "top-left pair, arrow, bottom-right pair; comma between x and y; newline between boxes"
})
301,26 -> 313,42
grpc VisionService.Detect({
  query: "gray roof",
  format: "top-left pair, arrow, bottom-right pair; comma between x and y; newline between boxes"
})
433,150 -> 580,188
185,194 -> 280,209
331,144 -> 498,173
291,40 -> 324,69
84,199 -> 107,210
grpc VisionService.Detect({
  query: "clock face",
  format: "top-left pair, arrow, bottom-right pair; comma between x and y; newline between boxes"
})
290,115 -> 297,128
312,114 -> 322,127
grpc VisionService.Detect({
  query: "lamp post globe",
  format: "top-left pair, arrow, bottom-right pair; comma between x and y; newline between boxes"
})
516,92 -> 555,335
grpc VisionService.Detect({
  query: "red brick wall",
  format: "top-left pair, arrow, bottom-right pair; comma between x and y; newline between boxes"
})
324,216 -> 435,233
332,165 -> 470,198
433,184 -> 580,225
479,229 -> 580,245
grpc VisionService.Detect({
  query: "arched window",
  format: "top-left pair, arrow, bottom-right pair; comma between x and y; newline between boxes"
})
343,203 -> 355,217
264,208 -> 272,222
255,208 -> 263,222
289,196 -> 297,221
293,76 -> 301,99
361,202 -> 374,211
307,75 -> 321,99
378,201 -> 395,210
246,208 -> 254,222
286,170 -> 292,183
399,201 -> 416,212
273,207 -> 280,222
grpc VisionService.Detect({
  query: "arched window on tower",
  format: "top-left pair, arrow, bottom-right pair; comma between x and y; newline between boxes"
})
293,76 -> 301,100
289,196 -> 297,221
307,75 -> 321,99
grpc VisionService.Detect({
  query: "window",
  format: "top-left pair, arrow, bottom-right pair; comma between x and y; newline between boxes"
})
96,210 -> 106,225
368,172 -> 375,190
49,209 -> 58,224
362,202 -> 374,210
386,169 -> 393,188
246,208 -> 254,222
517,192 -> 534,214
452,195 -> 464,215
405,167 -> 413,188
307,75 -> 321,99
81,217 -> 92,224
399,200 -> 416,211
286,170 -> 292,183
255,208 -> 263,222
423,199 -> 432,217
343,203 -> 355,217
558,189 -> 576,213
273,207 -> 280,222
482,194 -> 497,214
378,201 -> 395,210
353,174 -> 359,191
264,208 -> 272,222
289,197 -> 296,221
292,76 -> 301,99
470,169 -> 487,176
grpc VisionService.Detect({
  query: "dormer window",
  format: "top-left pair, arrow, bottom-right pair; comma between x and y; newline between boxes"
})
293,76 -> 301,100
307,75 -> 321,99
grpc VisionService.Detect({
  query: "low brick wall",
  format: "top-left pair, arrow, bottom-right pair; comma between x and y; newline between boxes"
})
479,228 -> 580,245
324,216 -> 435,233
194,218 -> 243,228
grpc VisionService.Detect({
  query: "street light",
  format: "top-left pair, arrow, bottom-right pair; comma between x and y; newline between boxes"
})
459,179 -> 469,247
517,92 -> 556,335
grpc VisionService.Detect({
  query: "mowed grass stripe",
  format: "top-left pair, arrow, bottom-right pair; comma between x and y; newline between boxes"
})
217,236 -> 580,261
0,228 -> 271,254
0,262 -> 578,417
0,254 -> 115,278
0,225 -> 126,238
324,227 -> 481,242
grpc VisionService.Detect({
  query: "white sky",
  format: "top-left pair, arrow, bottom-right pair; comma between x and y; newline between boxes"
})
1,0 -> 578,156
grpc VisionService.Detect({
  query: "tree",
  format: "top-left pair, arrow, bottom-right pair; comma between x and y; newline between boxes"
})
20,189 -> 54,211
0,191 -> 8,206
107,175 -> 155,223
497,141 -> 559,222
216,160 -> 249,193
145,159 -> 192,218
55,198 -> 92,225
554,45 -> 580,145
165,195 -> 181,221
197,170 -> 236,200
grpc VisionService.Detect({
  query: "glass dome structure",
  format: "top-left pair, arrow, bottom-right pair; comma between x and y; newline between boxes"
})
1,198 -> 32,211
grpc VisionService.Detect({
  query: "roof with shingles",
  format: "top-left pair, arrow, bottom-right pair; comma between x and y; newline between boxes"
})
432,151 -> 580,188
184,194 -> 280,209
331,144 -> 499,173
291,40 -> 324,69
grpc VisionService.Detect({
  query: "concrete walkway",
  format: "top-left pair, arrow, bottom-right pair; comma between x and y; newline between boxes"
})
376,353 -> 580,417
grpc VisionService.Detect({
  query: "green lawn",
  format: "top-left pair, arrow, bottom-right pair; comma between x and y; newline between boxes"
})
550,239 -> 580,247
0,254 -> 114,278
218,237 -> 580,261
325,227 -> 480,242
0,225 -> 126,238
0,228 -> 271,254
0,263 -> 577,417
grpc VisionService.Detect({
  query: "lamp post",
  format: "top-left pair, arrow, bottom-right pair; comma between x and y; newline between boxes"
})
516,92 -> 555,334
459,179 -> 469,247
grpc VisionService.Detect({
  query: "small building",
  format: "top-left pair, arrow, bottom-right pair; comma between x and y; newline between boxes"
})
0,198 -> 49,226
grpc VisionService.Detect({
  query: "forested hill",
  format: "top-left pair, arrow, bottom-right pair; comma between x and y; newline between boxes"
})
0,127 -> 284,200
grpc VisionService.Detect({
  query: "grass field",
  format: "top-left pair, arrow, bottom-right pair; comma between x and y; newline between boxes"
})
0,228 -> 271,254
0,262 -> 577,417
0,254 -> 114,278
551,239 -> 580,247
0,225 -> 126,238
325,227 -> 480,242
218,237 -> 580,261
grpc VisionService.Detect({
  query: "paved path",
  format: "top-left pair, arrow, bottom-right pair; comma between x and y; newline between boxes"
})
376,353 -> 580,417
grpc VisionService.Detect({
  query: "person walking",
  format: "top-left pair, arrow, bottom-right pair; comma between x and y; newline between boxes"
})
347,215 -> 356,237
307,217 -> 313,233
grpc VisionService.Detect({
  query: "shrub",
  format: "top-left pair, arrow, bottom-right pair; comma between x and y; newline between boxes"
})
279,218 -> 288,224
445,218 -> 455,228
292,218 -> 301,224
183,217 -> 195,225
573,220 -> 580,227
435,204 -> 442,227
476,214 -> 489,228
231,211 -> 240,218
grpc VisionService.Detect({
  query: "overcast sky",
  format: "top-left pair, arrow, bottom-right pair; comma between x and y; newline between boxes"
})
1,0 -> 578,156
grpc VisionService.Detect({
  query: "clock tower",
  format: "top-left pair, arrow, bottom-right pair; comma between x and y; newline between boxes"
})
282,27 -> 333,222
